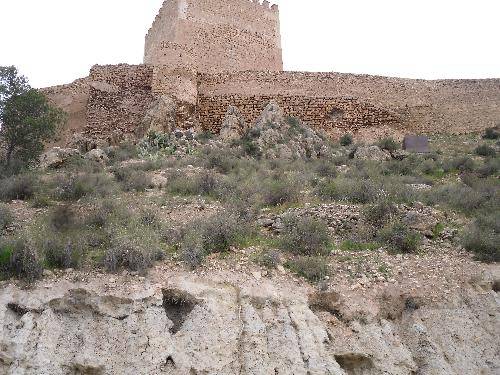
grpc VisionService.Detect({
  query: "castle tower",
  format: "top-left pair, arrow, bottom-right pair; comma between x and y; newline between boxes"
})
144,0 -> 283,72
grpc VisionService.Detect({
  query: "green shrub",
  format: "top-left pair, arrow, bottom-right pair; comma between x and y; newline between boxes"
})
0,174 -> 37,201
339,240 -> 379,252
475,144 -> 496,157
314,159 -> 338,178
483,127 -> 499,140
179,212 -> 253,268
424,182 -> 497,215
42,236 -> 83,269
363,200 -> 397,227
113,168 -> 152,192
477,157 -> 499,178
255,250 -> 281,269
53,173 -> 117,200
443,156 -> 475,173
0,237 -> 43,282
378,223 -> 422,253
103,222 -> 163,274
49,205 -> 76,231
280,215 -> 331,256
285,256 -> 328,282
180,233 -> 206,270
377,137 -> 400,152
84,200 -> 125,229
0,204 -> 13,230
340,133 -> 353,146
106,143 -> 138,163
204,148 -> 240,173
315,178 -> 379,204
261,178 -> 301,207
462,214 -> 499,262
166,171 -> 219,197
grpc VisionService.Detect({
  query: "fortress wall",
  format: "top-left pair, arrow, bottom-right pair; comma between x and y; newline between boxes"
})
44,65 -> 500,147
145,0 -> 181,64
151,66 -> 198,104
41,78 -> 91,147
85,65 -> 154,144
198,95 -> 402,140
198,71 -> 500,135
144,0 -> 282,72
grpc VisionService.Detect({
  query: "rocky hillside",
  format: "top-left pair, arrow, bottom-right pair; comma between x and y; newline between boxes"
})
0,104 -> 499,374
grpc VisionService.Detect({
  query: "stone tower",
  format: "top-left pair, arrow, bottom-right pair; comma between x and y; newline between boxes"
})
144,0 -> 282,72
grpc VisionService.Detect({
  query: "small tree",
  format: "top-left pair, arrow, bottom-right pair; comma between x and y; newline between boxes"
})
0,66 -> 65,174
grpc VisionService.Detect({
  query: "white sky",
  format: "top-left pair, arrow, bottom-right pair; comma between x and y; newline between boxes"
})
0,0 -> 499,88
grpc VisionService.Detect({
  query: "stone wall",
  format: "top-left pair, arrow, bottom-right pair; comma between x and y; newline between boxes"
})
85,65 -> 154,145
198,94 -> 402,139
144,0 -> 282,72
198,71 -> 500,136
41,78 -> 90,147
42,65 -> 500,147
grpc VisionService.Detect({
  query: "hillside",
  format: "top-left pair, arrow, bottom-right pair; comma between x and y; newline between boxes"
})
0,104 -> 499,374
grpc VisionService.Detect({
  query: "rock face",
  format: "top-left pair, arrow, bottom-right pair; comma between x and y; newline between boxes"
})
39,147 -> 81,169
354,145 -> 391,162
0,273 -> 498,375
219,106 -> 247,142
84,148 -> 109,164
238,101 -> 330,159
140,95 -> 178,137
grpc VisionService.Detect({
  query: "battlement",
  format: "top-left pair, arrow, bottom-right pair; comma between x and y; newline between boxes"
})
144,0 -> 282,72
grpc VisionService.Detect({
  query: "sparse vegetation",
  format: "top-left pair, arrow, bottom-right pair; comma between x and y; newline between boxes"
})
280,215 -> 331,256
0,174 -> 37,201
378,223 -> 422,254
377,137 -> 400,152
339,133 -> 353,146
0,114 -> 497,284
0,204 -> 13,230
475,144 -> 496,157
483,127 -> 499,140
285,256 -> 328,282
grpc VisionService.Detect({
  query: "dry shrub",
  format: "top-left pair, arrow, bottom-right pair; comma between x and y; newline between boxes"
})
280,215 -> 331,256
285,257 -> 328,282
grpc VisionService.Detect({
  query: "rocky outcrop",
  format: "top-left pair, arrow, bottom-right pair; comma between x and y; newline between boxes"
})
0,271 -> 498,375
219,106 -> 248,142
354,145 -> 391,162
140,95 -> 178,137
84,148 -> 109,165
39,147 -> 81,169
244,102 -> 331,159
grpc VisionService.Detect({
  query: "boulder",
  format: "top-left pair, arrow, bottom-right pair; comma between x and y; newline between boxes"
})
354,145 -> 391,162
140,95 -> 177,136
254,100 -> 285,130
84,148 -> 109,164
219,106 -> 247,142
39,147 -> 81,169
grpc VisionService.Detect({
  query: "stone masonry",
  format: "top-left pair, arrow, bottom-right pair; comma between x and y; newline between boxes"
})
144,0 -> 282,72
43,0 -> 500,147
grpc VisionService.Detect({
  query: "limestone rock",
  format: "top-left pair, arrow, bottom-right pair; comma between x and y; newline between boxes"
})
247,101 -> 330,160
255,100 -> 285,130
1,275 -> 498,375
39,147 -> 81,169
84,148 -> 109,164
354,145 -> 391,161
140,95 -> 177,136
219,106 -> 247,142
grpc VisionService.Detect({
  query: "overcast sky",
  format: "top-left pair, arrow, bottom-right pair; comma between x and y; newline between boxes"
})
0,0 -> 499,88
